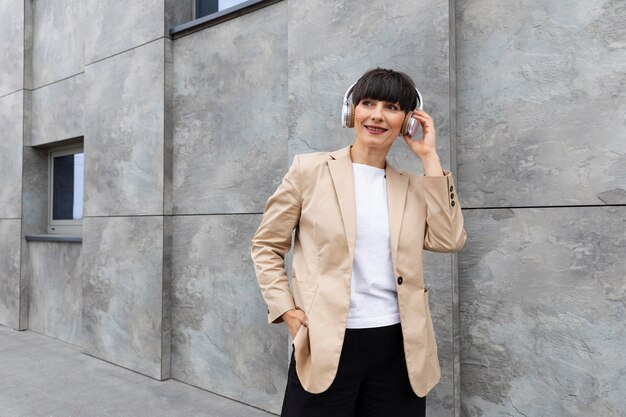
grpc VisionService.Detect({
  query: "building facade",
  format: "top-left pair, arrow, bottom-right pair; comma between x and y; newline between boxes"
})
0,0 -> 624,415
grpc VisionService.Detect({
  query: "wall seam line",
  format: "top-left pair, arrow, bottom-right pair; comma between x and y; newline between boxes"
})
84,37 -> 166,67
30,71 -> 84,92
463,204 -> 626,210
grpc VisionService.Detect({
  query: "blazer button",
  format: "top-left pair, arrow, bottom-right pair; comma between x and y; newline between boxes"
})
451,201 -> 456,207
397,276 -> 403,285
450,185 -> 454,192
451,193 -> 455,199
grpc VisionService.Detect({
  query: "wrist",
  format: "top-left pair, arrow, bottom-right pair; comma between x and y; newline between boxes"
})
419,151 -> 440,162
421,153 -> 443,176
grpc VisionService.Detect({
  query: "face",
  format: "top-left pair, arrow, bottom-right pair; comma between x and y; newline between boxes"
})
353,98 -> 407,150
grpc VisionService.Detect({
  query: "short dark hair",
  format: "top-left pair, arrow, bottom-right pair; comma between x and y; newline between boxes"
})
351,68 -> 417,112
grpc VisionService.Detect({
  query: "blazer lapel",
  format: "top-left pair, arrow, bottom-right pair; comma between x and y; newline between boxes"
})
327,146 -> 356,258
385,162 -> 409,269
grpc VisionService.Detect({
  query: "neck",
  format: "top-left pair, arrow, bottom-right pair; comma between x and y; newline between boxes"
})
350,142 -> 389,169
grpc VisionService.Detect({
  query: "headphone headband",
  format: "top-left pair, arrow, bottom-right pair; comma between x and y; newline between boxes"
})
342,83 -> 424,111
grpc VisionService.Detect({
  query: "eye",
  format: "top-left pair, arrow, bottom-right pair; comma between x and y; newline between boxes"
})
360,99 -> 373,107
386,103 -> 400,111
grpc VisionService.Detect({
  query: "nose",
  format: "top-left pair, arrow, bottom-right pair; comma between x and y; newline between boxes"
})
370,103 -> 384,121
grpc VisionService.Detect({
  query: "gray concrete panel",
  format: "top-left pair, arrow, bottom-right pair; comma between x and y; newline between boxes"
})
165,0 -> 193,35
31,74 -> 84,146
459,207 -> 626,417
31,0 -> 85,89
27,241 -> 82,346
171,214 -> 287,414
82,216 -> 167,379
456,0 -> 626,207
287,0 -> 454,174
0,0 -> 25,96
19,147 -> 48,330
84,40 -> 165,217
172,1 -> 287,215
85,0 -> 165,64
164,38 -> 174,216
0,91 -> 24,219
423,251 -> 458,417
0,220 -> 22,329
20,146 -> 48,237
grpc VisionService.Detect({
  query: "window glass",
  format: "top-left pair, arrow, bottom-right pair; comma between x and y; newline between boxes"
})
196,0 -> 247,18
52,152 -> 84,221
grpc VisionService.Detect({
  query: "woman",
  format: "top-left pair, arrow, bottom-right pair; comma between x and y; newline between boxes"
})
251,68 -> 467,417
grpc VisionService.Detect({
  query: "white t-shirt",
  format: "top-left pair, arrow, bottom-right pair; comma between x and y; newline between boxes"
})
345,163 -> 400,329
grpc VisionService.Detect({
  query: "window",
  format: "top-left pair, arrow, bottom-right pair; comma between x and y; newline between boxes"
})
48,146 -> 84,235
171,0 -> 279,38
195,0 -> 252,18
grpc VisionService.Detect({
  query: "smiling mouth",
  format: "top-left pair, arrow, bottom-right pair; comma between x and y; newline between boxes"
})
364,125 -> 388,134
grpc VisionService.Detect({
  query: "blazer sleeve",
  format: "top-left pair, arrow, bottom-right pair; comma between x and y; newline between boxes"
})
421,171 -> 467,252
251,155 -> 302,324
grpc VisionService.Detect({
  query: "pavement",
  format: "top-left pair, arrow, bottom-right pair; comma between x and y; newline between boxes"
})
0,325 -> 275,417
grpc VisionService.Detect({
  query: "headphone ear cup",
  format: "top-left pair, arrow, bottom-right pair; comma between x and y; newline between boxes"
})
401,112 -> 413,136
348,104 -> 355,128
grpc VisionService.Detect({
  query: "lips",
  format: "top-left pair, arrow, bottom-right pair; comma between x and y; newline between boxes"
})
364,125 -> 388,134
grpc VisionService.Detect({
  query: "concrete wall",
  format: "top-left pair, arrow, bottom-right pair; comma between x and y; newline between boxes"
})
460,208 -> 626,416
456,0 -> 626,415
27,241 -> 83,346
0,0 -> 27,329
81,0 -> 174,379
1,0 -> 624,416
171,2 -> 288,412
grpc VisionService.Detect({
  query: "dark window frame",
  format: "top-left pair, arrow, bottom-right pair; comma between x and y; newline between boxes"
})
171,0 -> 282,39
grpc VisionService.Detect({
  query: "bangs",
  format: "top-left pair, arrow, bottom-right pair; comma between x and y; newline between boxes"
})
351,69 -> 417,112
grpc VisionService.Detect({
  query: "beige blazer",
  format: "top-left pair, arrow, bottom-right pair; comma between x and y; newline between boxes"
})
251,145 -> 467,397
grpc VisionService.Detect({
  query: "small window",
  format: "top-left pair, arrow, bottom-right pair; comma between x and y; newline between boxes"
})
48,146 -> 84,235
195,0 -> 249,18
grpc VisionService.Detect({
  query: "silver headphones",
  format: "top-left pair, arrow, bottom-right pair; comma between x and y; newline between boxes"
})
341,82 -> 424,137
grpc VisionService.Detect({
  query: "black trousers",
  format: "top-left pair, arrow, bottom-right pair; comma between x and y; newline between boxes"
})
281,323 -> 426,417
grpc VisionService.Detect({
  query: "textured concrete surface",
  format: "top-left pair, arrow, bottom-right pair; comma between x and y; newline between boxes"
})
0,325 -> 275,417
19,147 -> 48,236
0,91 -> 25,331
422,251 -> 461,416
172,1 -> 287,215
31,0 -> 85,89
287,1 -> 459,415
456,0 -> 626,207
0,91 -> 24,219
0,220 -> 22,329
0,0 -> 25,96
82,216 -> 168,380
171,214 -> 288,414
165,0 -> 194,35
84,39 -> 165,217
18,147 -> 49,331
31,73 -> 84,146
85,0 -> 166,64
459,207 -> 626,417
27,241 -> 83,346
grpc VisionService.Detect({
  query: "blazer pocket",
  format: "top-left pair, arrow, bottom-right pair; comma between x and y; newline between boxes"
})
292,280 -> 319,316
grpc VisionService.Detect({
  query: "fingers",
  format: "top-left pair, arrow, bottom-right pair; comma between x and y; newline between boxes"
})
412,109 -> 435,127
284,309 -> 308,338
